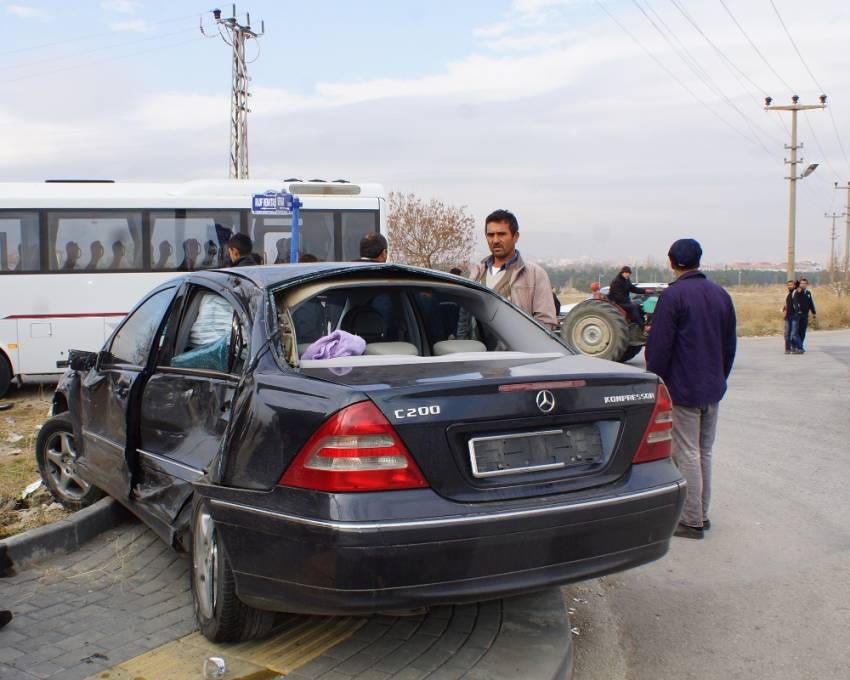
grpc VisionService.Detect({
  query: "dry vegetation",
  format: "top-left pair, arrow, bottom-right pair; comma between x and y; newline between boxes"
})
728,285 -> 850,336
0,386 -> 69,538
557,284 -> 850,336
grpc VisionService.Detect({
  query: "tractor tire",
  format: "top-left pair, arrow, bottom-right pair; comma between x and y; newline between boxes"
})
561,299 -> 630,362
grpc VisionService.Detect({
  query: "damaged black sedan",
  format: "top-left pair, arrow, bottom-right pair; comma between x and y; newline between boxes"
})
37,263 -> 685,642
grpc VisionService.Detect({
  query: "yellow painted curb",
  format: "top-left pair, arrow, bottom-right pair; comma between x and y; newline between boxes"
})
85,615 -> 366,680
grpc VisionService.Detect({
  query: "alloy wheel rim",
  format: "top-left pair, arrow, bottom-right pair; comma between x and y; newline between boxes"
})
44,431 -> 91,499
193,508 -> 218,620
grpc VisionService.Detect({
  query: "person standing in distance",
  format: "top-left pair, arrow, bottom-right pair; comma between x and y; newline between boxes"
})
781,280 -> 803,354
796,277 -> 816,352
645,238 -> 737,540
359,233 -> 388,262
468,209 -> 556,328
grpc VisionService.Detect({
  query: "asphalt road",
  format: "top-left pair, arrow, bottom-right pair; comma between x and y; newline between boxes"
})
565,329 -> 850,680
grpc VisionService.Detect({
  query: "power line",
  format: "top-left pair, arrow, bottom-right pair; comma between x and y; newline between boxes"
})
633,0 -> 777,156
769,0 -> 850,173
651,0 -> 786,146
0,36 -> 204,85
801,111 -> 842,183
598,0 -> 775,157
0,12 -> 201,58
9,26 -> 195,73
768,0 -> 824,91
718,0 -> 794,93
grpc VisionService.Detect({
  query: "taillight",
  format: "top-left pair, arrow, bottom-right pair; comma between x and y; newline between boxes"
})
279,401 -> 429,492
632,383 -> 673,464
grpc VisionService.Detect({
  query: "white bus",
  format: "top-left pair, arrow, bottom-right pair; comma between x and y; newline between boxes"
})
0,178 -> 386,396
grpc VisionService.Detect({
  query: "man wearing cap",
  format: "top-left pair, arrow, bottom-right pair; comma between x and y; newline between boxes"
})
645,239 -> 737,540
608,266 -> 644,325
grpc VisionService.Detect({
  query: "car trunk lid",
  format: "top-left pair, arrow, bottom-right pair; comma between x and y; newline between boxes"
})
300,353 -> 660,502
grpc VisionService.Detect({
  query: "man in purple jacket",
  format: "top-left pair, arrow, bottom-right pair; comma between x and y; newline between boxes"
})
646,239 -> 737,540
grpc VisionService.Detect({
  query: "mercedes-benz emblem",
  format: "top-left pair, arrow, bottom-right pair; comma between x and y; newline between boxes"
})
536,389 -> 555,413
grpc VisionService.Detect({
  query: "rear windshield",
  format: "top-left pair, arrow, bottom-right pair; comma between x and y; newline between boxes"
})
271,279 -> 567,367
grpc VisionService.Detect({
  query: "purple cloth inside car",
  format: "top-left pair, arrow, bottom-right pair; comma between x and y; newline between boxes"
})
302,330 -> 366,360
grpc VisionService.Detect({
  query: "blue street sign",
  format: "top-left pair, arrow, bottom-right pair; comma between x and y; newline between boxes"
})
251,190 -> 294,214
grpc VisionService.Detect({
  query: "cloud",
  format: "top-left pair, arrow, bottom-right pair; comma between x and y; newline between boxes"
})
109,19 -> 149,32
5,4 -> 50,20
101,0 -> 139,13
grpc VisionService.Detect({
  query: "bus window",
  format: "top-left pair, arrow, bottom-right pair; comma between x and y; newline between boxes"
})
251,212 -> 335,263
341,212 -> 378,261
150,211 -> 239,271
0,212 -> 40,272
47,212 -> 143,271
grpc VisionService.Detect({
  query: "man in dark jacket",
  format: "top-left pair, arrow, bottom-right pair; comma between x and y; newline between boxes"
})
782,280 -> 803,354
226,234 -> 263,267
608,266 -> 644,324
646,239 -> 737,540
797,277 -> 816,351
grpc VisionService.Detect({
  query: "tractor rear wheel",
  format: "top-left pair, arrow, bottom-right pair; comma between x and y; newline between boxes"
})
561,299 -> 630,362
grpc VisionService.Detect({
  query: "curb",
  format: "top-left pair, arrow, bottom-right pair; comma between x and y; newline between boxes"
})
0,496 -> 129,574
465,589 -> 573,680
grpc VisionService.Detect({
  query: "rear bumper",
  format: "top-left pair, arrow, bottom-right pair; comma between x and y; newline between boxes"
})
201,459 -> 685,615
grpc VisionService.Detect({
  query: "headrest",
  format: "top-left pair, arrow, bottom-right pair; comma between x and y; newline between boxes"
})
433,340 -> 487,355
341,306 -> 386,343
363,342 -> 419,356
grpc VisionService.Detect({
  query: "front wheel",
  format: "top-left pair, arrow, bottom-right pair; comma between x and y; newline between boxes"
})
191,498 -> 275,642
35,414 -> 103,510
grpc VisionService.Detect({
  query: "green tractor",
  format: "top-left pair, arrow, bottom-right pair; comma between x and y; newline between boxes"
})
558,282 -> 666,362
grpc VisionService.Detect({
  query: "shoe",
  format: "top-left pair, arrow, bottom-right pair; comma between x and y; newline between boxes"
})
791,349 -> 803,354
673,523 -> 704,540
0,610 -> 11,630
784,350 -> 791,354
702,519 -> 711,530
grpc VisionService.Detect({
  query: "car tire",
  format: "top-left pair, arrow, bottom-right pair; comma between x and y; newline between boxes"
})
0,354 -> 11,399
190,497 -> 275,642
35,414 -> 103,510
561,299 -> 630,361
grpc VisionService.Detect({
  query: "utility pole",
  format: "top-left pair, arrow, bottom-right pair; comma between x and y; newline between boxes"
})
835,182 -> 850,290
214,5 -> 264,179
824,211 -> 843,284
765,95 -> 826,282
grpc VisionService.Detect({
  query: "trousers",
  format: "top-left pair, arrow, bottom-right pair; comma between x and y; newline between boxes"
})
672,403 -> 719,528
784,315 -> 801,352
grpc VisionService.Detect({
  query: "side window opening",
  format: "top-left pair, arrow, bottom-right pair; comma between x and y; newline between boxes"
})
168,290 -> 248,374
105,289 -> 174,367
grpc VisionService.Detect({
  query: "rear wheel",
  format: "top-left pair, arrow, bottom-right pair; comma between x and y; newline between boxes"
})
191,497 -> 275,642
0,354 -> 11,399
561,299 -> 630,362
35,414 -> 103,510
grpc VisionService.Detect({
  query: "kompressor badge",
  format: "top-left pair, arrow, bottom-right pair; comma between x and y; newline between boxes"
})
603,392 -> 655,404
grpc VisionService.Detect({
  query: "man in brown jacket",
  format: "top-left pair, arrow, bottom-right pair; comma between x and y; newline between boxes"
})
468,209 -> 557,328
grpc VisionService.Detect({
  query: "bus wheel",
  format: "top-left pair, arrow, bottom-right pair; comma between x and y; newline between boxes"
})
0,355 -> 11,399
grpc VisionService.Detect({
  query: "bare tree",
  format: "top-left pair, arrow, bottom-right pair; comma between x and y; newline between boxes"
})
387,192 -> 477,270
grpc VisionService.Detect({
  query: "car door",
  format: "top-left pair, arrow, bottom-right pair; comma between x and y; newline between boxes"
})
77,287 -> 176,499
134,282 -> 250,525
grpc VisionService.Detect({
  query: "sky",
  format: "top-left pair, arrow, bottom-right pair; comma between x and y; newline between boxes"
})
3,0 -> 850,265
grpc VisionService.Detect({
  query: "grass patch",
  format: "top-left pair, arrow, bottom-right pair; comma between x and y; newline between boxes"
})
559,284 -> 850,337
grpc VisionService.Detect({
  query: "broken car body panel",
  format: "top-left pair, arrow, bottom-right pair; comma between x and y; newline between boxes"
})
50,263 -> 685,613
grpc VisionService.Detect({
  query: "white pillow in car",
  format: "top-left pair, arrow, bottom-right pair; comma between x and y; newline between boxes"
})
433,340 -> 487,355
363,342 -> 419,356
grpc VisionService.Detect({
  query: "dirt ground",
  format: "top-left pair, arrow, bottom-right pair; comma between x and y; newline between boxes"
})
0,385 -> 70,539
